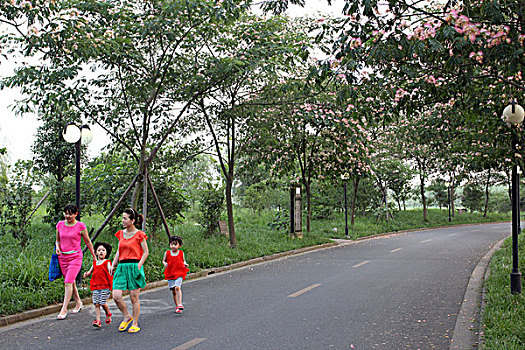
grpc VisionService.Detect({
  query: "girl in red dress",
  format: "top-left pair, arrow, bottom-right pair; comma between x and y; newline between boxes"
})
162,235 -> 189,314
84,242 -> 113,327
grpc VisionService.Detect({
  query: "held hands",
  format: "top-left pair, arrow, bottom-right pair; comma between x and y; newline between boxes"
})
83,271 -> 90,278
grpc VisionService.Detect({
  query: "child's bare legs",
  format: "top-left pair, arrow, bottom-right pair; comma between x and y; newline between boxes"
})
171,288 -> 177,305
174,286 -> 182,306
94,304 -> 101,322
102,304 -> 111,317
113,290 -> 132,323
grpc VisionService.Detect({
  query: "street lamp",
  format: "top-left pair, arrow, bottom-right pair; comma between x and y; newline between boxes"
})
62,123 -> 93,221
341,172 -> 350,239
502,101 -> 525,294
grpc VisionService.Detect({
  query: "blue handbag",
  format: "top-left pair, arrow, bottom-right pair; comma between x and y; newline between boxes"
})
48,253 -> 62,281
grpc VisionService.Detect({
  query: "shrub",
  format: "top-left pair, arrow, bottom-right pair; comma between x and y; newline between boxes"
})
197,183 -> 225,237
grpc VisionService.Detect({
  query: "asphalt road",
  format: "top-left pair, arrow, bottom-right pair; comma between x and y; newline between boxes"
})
0,223 -> 509,350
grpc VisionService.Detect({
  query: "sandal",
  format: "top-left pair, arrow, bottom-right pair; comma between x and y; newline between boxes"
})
105,313 -> 112,325
92,320 -> 101,328
118,317 -> 133,332
56,312 -> 67,320
128,325 -> 141,333
71,302 -> 83,314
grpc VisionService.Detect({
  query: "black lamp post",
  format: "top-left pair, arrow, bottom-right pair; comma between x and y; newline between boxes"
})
62,123 -> 93,221
341,173 -> 349,239
502,101 -> 525,294
62,123 -> 93,286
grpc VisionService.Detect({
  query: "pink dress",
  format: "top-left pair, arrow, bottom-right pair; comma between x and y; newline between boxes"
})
56,221 -> 86,283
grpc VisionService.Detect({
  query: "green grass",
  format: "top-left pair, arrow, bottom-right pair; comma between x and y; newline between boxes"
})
481,234 -> 525,349
0,208 -> 510,317
311,209 -> 510,239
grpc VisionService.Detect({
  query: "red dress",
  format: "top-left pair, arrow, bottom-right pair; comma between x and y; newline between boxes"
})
164,250 -> 189,280
90,259 -> 113,291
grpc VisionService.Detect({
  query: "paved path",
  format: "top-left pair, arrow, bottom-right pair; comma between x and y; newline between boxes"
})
0,223 -> 509,349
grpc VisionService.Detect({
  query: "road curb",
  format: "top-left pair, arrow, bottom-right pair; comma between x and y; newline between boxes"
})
449,236 -> 507,349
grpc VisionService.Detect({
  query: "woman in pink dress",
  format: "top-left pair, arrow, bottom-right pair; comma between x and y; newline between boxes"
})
55,204 -> 96,319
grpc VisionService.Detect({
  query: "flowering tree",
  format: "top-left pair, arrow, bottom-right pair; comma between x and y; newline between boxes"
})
247,86 -> 372,231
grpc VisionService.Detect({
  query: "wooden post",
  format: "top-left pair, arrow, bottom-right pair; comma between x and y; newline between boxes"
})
147,174 -> 171,239
294,186 -> 303,238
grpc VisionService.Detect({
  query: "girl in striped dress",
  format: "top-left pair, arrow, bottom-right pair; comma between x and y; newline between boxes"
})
84,242 -> 113,327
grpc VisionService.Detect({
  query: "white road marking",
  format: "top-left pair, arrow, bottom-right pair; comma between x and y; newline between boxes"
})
390,248 -> 402,253
420,239 -> 433,243
448,233 -> 458,237
288,284 -> 322,298
172,338 -> 207,350
352,260 -> 371,268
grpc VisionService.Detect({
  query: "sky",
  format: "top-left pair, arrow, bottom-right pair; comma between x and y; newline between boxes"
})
0,0 -> 343,165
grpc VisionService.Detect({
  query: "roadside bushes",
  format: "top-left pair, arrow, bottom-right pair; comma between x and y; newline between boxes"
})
198,183 -> 225,237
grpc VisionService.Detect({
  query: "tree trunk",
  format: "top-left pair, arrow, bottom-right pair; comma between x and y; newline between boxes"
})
141,168 -> 148,231
451,186 -> 456,217
419,172 -> 428,222
131,161 -> 145,209
225,177 -> 236,247
483,169 -> 491,217
303,181 -> 312,233
383,183 -> 389,222
147,175 -> 171,239
350,176 -> 360,225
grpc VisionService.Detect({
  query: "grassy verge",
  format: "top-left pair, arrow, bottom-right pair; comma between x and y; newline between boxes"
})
0,209 -> 509,317
311,209 -> 510,239
481,234 -> 525,349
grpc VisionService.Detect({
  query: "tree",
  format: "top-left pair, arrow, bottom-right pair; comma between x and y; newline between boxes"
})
198,183 -> 225,238
249,94 -> 372,232
0,160 -> 35,248
462,182 -> 485,213
428,179 -> 449,210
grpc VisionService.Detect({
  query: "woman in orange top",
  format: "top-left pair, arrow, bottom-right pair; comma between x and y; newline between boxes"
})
109,208 -> 149,334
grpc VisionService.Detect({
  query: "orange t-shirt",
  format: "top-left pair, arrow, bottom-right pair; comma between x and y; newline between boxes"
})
115,230 -> 148,261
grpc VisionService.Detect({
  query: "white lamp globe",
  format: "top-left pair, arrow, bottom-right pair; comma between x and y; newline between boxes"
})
502,103 -> 525,125
62,123 -> 81,143
80,125 -> 93,145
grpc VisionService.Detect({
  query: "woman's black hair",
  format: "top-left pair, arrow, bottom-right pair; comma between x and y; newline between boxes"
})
169,235 -> 183,246
94,242 -> 112,259
123,208 -> 144,227
63,204 -> 79,215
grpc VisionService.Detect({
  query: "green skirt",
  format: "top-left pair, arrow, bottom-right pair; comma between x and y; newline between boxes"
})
113,261 -> 146,291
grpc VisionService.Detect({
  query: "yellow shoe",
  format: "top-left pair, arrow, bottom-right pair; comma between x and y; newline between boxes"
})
128,325 -> 140,333
118,317 -> 133,332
